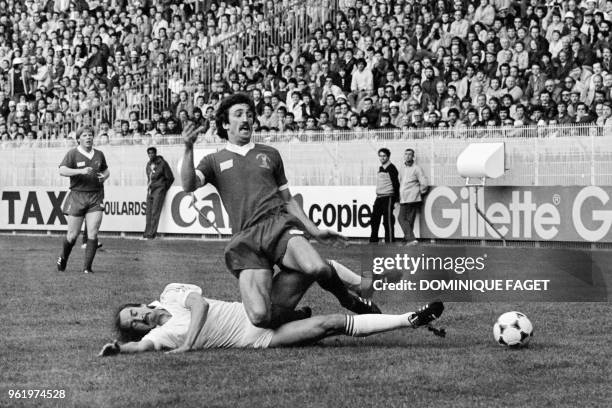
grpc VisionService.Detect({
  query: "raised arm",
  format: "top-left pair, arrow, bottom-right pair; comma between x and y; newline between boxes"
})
166,293 -> 209,354
181,122 -> 205,192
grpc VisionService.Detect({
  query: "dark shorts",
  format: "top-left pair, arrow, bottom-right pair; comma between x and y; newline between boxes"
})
224,212 -> 307,277
62,190 -> 105,217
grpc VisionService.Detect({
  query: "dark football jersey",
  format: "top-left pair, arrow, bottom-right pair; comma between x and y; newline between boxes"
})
196,143 -> 289,232
59,147 -> 108,192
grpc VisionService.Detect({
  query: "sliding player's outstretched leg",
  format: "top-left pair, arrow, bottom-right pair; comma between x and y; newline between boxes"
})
268,301 -> 445,347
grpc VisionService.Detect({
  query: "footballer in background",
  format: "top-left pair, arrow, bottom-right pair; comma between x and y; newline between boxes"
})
56,126 -> 109,274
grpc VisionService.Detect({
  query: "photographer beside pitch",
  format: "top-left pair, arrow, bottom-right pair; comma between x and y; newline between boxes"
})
181,93 -> 380,330
56,126 -> 109,274
98,283 -> 443,356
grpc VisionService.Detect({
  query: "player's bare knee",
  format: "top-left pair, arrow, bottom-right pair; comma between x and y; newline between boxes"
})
303,262 -> 331,279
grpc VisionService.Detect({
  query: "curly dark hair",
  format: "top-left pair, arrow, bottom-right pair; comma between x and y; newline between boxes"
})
378,148 -> 391,157
113,303 -> 154,343
214,93 -> 256,140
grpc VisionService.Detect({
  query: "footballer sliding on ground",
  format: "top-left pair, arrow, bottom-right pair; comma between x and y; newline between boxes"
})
99,282 -> 445,356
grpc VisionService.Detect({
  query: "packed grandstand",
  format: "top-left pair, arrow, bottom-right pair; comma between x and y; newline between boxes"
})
0,0 -> 611,147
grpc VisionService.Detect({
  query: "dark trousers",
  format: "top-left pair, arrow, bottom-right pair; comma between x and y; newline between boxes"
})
369,195 -> 395,243
398,202 -> 421,242
144,187 -> 169,238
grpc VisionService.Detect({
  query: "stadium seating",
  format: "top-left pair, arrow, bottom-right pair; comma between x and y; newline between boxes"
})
1,0 -> 612,148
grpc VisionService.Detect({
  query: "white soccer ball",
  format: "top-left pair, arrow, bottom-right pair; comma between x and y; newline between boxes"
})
493,311 -> 533,347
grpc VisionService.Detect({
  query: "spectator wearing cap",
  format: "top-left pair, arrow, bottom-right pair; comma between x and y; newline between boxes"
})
6,100 -> 17,126
8,57 -> 27,96
262,89 -> 273,104
390,101 -> 403,127
581,9 -> 597,39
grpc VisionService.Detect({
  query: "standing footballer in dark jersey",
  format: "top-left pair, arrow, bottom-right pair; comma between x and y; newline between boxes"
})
181,93 -> 380,330
56,126 -> 109,274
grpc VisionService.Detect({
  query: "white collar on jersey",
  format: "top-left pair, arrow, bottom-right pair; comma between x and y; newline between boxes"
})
77,146 -> 95,160
225,141 -> 255,156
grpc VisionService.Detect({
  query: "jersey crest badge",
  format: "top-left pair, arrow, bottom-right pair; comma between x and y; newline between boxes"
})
256,153 -> 271,169
220,159 -> 233,172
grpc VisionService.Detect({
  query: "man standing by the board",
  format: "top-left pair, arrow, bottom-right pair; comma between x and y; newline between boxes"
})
369,148 -> 399,244
143,147 -> 174,240
398,148 -> 428,246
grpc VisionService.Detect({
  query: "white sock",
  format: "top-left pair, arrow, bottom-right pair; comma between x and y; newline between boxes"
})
344,314 -> 411,337
329,260 -> 362,293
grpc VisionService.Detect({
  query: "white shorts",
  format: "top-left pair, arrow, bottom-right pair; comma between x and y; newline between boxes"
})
242,323 -> 274,349
232,305 -> 274,349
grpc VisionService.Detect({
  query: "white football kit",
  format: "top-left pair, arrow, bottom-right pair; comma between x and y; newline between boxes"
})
142,283 -> 274,350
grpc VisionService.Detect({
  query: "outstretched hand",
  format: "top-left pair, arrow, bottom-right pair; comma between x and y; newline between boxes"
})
98,340 -> 120,357
314,229 -> 350,248
182,122 -> 206,145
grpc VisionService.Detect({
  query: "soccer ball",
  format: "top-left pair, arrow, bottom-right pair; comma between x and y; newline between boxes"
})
493,311 -> 533,347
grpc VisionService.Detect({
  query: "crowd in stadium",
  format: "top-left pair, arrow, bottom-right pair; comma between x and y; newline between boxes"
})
1,0 -> 612,148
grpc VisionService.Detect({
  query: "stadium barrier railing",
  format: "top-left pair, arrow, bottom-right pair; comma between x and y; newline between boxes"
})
1,125 -> 610,188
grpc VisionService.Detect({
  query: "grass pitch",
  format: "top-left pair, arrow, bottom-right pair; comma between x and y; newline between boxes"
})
0,235 -> 610,408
